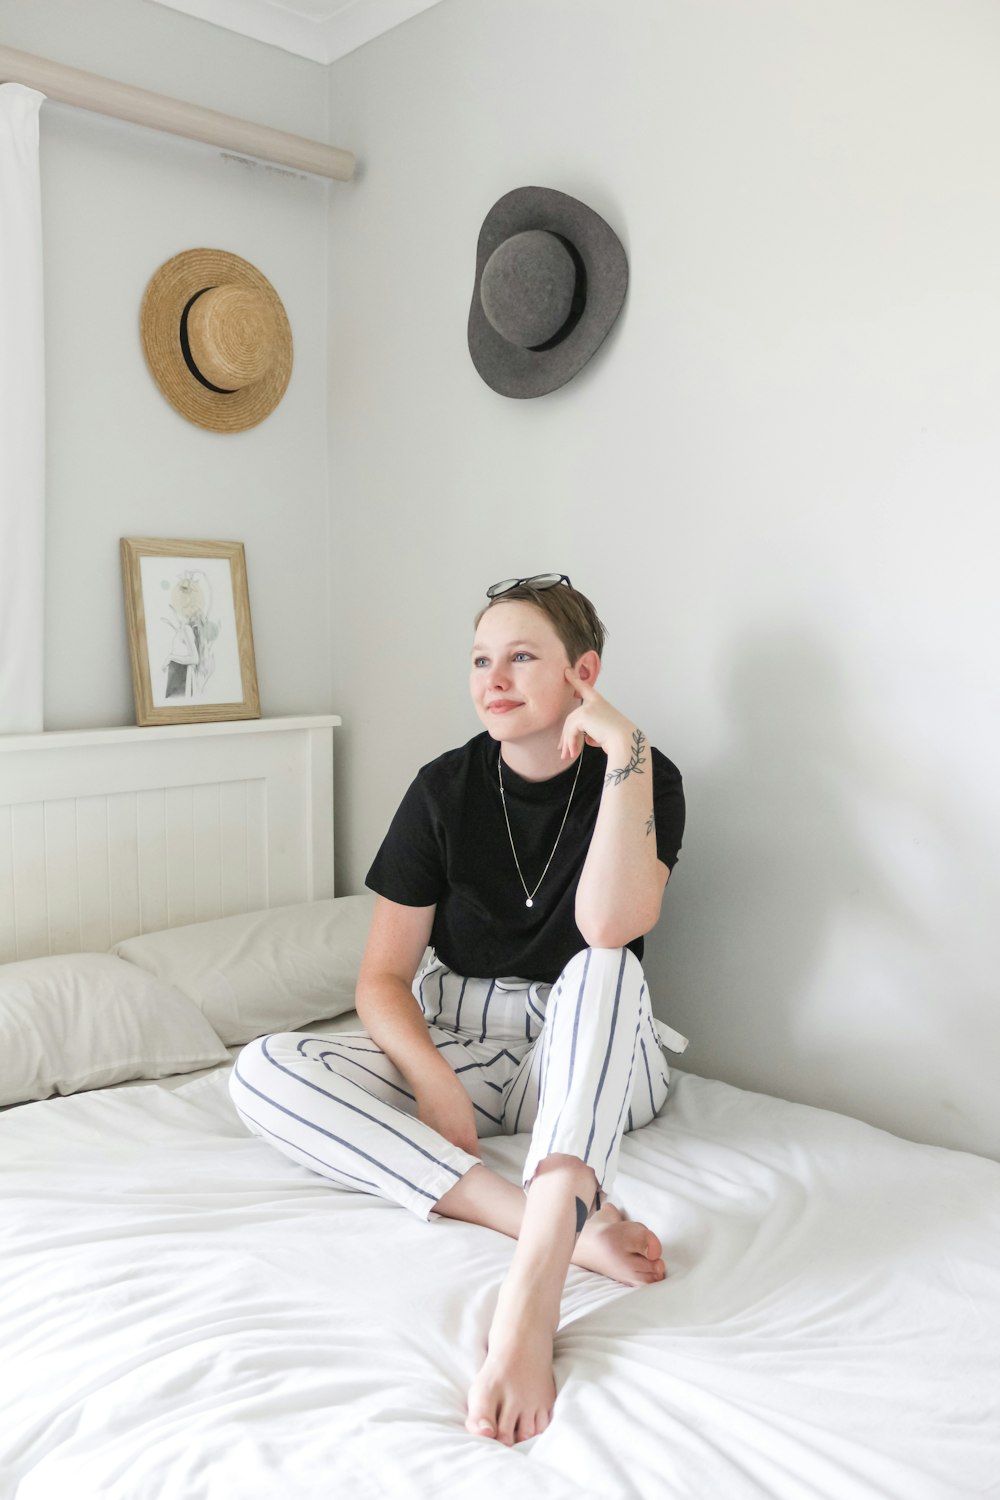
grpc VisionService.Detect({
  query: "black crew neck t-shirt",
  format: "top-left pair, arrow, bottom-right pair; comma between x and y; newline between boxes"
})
365,733 -> 685,984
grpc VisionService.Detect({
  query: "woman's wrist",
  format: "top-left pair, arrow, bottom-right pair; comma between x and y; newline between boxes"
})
602,725 -> 649,787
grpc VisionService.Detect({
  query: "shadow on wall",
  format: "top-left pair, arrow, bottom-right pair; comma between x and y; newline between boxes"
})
656,625 -> 914,1095
651,620 -> 999,1154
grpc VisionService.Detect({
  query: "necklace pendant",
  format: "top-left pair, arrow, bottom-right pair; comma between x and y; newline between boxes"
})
499,750 -> 582,915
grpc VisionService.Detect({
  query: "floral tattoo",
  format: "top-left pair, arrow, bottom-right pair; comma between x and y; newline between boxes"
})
605,729 -> 647,787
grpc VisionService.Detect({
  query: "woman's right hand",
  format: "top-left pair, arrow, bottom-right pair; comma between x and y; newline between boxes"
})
415,1069 -> 481,1157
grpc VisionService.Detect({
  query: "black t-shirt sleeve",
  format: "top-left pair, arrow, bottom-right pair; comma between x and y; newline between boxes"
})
651,748 -> 685,870
365,774 -> 445,908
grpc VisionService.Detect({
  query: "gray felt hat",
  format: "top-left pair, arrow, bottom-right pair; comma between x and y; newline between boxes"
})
468,186 -> 628,399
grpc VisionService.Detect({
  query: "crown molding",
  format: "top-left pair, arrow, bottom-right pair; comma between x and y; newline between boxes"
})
148,0 -> 445,65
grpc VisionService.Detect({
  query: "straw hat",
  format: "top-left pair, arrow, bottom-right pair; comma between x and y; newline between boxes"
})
468,187 -> 628,399
140,248 -> 293,432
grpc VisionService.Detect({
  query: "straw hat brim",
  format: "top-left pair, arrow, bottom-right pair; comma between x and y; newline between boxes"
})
468,187 -> 628,399
140,248 -> 293,433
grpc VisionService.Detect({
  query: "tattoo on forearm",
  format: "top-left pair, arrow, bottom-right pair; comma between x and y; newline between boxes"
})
605,729 -> 647,787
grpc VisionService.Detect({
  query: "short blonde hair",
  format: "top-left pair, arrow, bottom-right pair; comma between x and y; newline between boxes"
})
476,582 -> 606,662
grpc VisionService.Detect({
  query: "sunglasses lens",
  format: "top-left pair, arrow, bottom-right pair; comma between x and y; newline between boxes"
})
486,573 -> 570,599
486,578 -> 520,599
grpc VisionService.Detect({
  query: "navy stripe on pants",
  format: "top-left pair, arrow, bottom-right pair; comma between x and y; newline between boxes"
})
229,947 -> 682,1220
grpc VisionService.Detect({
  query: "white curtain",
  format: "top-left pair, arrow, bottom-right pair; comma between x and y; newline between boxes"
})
0,83 -> 45,734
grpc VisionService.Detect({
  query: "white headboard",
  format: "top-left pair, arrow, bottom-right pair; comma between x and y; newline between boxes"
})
0,716 -> 339,964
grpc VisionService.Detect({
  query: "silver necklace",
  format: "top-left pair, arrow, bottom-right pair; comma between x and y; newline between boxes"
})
497,750 -> 583,908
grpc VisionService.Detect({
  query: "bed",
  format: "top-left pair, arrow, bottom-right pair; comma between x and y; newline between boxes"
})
2,718 -> 998,1500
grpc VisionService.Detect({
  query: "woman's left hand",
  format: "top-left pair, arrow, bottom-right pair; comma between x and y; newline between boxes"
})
560,668 -> 639,763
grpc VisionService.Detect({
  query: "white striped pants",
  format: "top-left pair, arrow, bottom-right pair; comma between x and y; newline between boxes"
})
229,946 -> 680,1221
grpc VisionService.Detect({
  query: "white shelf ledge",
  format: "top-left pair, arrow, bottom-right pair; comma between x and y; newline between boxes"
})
0,715 -> 341,754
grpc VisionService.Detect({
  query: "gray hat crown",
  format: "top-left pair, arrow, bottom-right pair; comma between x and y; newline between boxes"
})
480,230 -> 579,350
468,186 -> 628,399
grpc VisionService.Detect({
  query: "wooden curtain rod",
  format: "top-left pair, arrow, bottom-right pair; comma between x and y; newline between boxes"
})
0,44 -> 355,182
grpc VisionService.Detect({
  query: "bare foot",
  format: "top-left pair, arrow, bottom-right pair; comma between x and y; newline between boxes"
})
465,1315 -> 555,1446
572,1201 -> 666,1284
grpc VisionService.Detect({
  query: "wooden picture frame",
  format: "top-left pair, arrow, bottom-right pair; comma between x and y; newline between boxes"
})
121,537 -> 260,726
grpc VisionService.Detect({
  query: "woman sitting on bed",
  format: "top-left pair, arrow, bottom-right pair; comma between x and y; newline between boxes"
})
231,574 -> 685,1446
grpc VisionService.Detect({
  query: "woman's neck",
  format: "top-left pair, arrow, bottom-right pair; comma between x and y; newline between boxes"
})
499,733 -> 578,784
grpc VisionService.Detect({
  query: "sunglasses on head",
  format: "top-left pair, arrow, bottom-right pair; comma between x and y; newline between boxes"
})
486,573 -> 572,600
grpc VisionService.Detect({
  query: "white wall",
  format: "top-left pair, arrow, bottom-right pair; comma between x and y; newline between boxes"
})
0,0 -> 335,728
326,0 -> 1000,1159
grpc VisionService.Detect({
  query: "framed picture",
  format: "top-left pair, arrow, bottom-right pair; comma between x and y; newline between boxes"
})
121,537 -> 260,726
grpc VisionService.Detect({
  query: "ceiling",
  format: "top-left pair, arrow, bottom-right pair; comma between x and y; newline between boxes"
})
147,0 -> 446,65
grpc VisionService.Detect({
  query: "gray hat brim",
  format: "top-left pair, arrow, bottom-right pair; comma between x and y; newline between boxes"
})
468,186 -> 628,399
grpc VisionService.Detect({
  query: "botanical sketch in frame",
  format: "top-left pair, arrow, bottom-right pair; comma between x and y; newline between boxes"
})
121,537 -> 260,726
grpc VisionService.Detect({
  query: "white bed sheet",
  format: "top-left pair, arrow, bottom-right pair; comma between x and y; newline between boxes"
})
3,1041 -> 999,1500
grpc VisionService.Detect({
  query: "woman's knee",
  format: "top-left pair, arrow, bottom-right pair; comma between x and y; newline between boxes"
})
229,1032 -> 298,1098
559,946 -> 646,992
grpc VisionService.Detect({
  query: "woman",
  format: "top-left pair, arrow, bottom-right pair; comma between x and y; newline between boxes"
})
231,574 -> 685,1445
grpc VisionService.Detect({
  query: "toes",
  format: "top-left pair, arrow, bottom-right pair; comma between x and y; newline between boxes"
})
621,1222 -> 661,1260
467,1390 -> 553,1445
627,1252 -> 666,1284
514,1404 -> 551,1443
497,1415 -> 517,1447
466,1384 -> 499,1440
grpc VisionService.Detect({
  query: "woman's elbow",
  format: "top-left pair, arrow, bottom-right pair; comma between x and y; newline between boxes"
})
577,905 -> 661,950
353,960 -> 389,1026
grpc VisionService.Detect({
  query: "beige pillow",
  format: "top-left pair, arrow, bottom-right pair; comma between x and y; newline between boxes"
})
113,894 -> 375,1046
0,952 -> 229,1107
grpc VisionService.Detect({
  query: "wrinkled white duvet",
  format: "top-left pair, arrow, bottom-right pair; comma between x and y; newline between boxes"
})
3,1057 -> 999,1500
